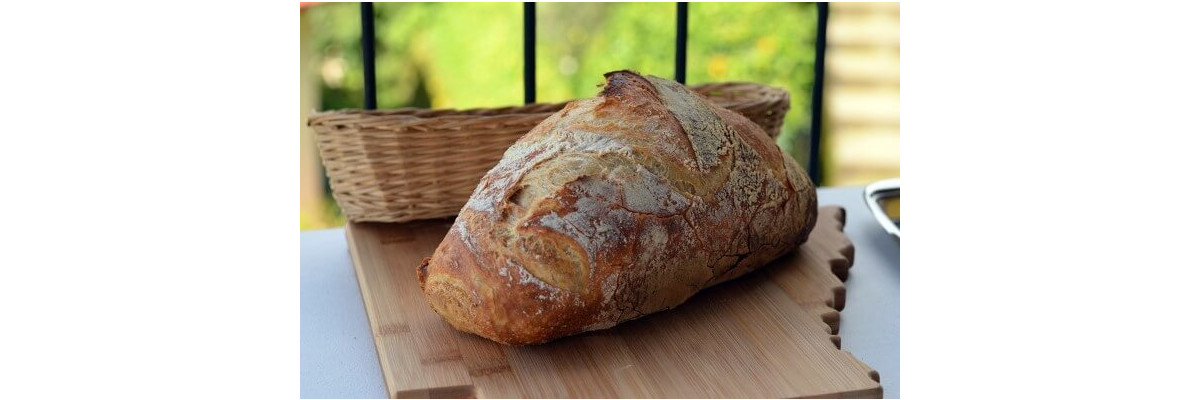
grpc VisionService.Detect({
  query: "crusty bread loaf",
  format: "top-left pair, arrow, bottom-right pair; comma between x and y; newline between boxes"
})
417,70 -> 818,345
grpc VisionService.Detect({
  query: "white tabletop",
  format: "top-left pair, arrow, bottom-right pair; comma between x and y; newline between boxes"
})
300,186 -> 900,398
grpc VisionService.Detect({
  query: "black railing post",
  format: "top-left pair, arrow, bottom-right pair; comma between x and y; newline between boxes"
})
675,2 -> 688,84
524,2 -> 536,104
808,2 -> 829,186
360,2 -> 377,110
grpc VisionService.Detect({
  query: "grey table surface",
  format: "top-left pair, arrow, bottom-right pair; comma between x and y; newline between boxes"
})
300,186 -> 900,398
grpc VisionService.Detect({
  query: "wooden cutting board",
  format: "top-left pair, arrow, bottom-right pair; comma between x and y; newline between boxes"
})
346,206 -> 881,398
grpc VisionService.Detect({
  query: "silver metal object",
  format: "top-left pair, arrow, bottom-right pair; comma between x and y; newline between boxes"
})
863,178 -> 900,239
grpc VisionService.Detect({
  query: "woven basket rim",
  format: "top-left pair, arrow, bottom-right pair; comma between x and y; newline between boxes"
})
310,103 -> 566,118
308,81 -> 788,121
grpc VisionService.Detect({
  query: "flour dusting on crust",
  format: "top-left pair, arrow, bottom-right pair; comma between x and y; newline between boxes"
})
646,76 -> 733,172
464,140 -> 567,217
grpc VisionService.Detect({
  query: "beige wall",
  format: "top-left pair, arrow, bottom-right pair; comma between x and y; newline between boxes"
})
825,2 -> 900,185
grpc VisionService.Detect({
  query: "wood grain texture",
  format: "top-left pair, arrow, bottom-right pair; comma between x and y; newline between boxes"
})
347,206 -> 880,398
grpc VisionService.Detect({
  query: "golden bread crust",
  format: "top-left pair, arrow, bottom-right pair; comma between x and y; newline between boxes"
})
418,70 -> 818,345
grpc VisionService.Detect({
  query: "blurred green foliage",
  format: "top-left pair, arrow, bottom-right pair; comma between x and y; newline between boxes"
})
306,2 -> 816,157
303,2 -> 817,227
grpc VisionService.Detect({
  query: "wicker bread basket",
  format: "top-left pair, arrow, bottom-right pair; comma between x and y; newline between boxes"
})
308,82 -> 790,223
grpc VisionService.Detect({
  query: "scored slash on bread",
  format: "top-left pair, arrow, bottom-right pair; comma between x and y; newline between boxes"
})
418,70 -> 818,345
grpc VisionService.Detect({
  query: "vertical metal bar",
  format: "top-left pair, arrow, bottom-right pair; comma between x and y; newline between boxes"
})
524,2 -> 536,104
808,2 -> 829,186
360,2 -> 377,110
675,2 -> 688,84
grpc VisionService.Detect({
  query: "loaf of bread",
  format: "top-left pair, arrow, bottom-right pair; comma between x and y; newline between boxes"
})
418,70 -> 818,345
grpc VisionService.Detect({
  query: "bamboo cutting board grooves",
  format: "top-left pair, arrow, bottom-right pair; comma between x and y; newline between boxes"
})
346,206 -> 881,398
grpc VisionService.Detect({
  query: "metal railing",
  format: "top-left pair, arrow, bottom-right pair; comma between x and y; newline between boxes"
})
356,2 -> 827,185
